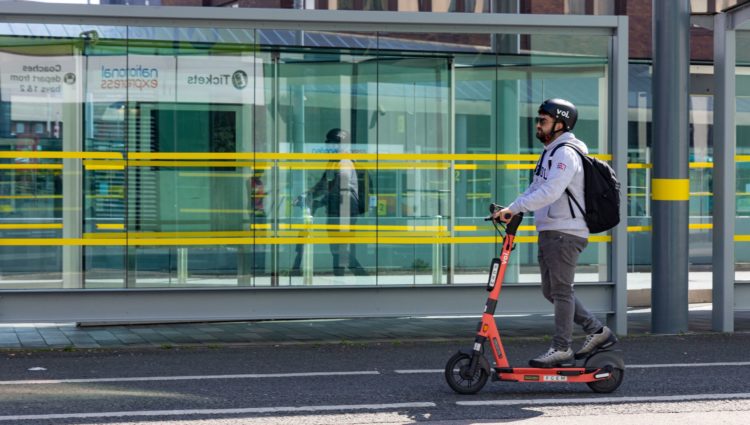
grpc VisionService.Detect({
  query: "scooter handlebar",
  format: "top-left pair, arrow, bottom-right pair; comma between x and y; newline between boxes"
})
484,203 -> 513,222
485,203 -> 524,235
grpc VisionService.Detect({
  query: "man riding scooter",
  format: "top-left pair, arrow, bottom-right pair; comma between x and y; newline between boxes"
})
492,99 -> 618,368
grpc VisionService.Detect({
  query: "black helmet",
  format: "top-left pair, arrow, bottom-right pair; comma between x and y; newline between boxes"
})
325,128 -> 349,144
538,98 -> 577,132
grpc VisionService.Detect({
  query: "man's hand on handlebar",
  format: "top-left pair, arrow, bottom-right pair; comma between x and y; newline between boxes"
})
492,207 -> 514,223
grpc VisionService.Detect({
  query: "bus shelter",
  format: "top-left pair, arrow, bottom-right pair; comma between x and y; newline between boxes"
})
713,2 -> 750,332
0,4 -> 629,333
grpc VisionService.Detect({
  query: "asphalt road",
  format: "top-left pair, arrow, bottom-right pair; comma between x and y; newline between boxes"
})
1,333 -> 750,424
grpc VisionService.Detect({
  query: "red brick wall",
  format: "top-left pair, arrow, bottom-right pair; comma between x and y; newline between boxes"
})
624,0 -> 652,59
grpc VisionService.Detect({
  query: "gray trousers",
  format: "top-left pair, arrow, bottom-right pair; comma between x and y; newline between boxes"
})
538,230 -> 603,350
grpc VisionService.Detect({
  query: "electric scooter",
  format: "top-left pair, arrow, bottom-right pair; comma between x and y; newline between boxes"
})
445,204 -> 624,394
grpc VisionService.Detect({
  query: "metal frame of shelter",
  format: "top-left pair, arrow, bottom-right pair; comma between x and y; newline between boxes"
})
0,3 -> 629,333
713,2 -> 750,332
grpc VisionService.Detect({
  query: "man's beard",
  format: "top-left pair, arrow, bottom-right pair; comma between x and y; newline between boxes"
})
535,129 -> 550,143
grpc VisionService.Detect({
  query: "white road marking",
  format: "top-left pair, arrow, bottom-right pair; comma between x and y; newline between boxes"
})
0,370 -> 379,385
395,369 -> 443,374
396,361 -> 750,374
629,361 -> 750,368
3,361 -> 747,385
0,402 -> 437,422
456,393 -> 750,407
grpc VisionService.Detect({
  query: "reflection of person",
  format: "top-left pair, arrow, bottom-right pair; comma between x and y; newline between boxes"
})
292,129 -> 367,277
247,169 -> 266,274
493,99 -> 617,368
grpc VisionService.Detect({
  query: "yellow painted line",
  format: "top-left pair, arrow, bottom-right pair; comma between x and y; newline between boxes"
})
0,223 -> 62,229
281,223 -> 378,231
466,194 -> 492,200
496,154 -> 538,161
286,162 -> 451,170
504,164 -> 536,170
735,235 -> 750,242
128,160 -> 256,168
455,164 -> 478,170
279,223 -> 448,232
95,223 -> 125,230
376,154 -> 495,161
0,235 -> 612,246
85,165 -> 126,171
128,152 -> 546,162
625,224 -> 712,232
86,195 -> 123,199
0,195 -> 61,200
277,231 -> 451,238
84,160 -> 126,170
736,156 -> 750,162
628,226 -> 652,232
180,209 -> 248,214
652,178 -> 690,201
690,192 -> 712,197
0,164 -> 63,170
129,152 -> 256,160
0,238 -> 126,246
119,230 -> 257,238
250,223 -> 272,230
627,163 -> 712,169
454,225 -> 477,232
177,172 -> 260,178
83,233 -> 130,239
0,152 -> 122,159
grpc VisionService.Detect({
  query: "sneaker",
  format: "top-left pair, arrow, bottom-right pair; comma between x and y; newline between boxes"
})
528,347 -> 574,368
574,326 -> 618,359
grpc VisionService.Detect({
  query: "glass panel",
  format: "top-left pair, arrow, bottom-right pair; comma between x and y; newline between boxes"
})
497,33 -> 611,284
736,30 -> 750,281
376,32 -> 451,285
689,94 -> 713,266
120,26 -> 258,288
0,18 -> 617,292
0,23 -> 86,289
453,35 -> 498,284
259,29 -> 378,286
627,63 -> 652,281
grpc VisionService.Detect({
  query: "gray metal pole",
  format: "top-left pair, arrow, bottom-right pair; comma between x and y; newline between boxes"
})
651,0 -> 690,333
712,13 -> 735,332
611,16 -> 629,336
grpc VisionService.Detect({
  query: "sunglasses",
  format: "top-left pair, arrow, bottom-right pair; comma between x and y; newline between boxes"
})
535,117 -> 552,125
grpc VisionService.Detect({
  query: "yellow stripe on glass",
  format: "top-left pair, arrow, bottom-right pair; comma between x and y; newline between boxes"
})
0,235 -> 612,246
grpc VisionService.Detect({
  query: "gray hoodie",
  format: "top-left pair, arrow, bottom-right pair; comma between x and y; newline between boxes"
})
507,132 -> 589,239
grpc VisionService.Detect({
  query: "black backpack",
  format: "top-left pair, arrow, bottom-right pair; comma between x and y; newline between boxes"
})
355,166 -> 373,215
550,143 -> 621,234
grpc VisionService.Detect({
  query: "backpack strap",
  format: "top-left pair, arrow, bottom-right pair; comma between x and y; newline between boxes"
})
549,142 -> 585,218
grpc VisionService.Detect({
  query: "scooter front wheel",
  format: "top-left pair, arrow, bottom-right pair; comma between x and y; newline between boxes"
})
444,351 -> 489,394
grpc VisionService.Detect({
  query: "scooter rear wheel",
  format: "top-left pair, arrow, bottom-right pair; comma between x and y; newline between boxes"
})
445,352 -> 489,394
584,351 -> 625,393
586,366 -> 624,393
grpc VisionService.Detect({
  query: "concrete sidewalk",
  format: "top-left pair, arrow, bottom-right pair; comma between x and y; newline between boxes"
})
0,304 -> 748,350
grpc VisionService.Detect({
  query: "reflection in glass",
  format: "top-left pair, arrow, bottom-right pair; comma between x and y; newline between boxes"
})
0,21 -> 616,290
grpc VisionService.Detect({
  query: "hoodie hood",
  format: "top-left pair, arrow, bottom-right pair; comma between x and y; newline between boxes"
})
546,132 -> 588,155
